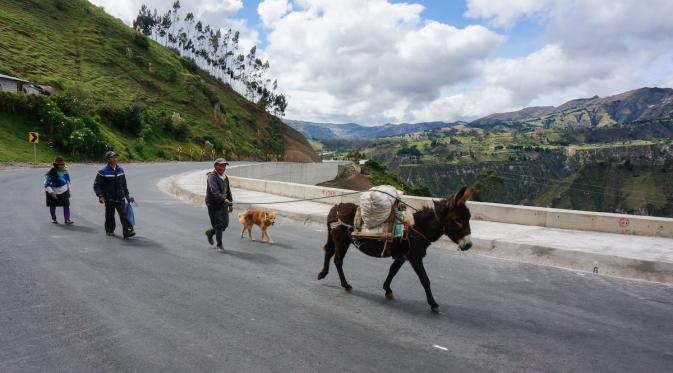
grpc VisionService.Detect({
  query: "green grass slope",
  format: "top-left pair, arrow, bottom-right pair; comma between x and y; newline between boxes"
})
0,0 -> 316,162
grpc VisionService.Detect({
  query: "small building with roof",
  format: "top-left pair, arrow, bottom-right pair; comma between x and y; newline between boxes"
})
0,73 -> 54,95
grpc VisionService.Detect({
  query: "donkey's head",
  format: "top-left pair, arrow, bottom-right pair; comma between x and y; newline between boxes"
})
433,186 -> 474,251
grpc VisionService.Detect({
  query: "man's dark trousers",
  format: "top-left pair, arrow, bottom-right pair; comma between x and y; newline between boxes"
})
105,200 -> 133,236
207,205 -> 229,247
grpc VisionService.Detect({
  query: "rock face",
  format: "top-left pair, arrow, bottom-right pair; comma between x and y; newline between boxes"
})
386,144 -> 673,217
471,87 -> 673,128
282,125 -> 321,162
317,163 -> 374,190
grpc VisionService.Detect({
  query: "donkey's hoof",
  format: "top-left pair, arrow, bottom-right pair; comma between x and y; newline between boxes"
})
431,304 -> 440,313
385,291 -> 394,300
317,272 -> 327,280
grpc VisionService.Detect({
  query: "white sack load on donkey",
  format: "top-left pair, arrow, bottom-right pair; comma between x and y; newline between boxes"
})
352,185 -> 414,240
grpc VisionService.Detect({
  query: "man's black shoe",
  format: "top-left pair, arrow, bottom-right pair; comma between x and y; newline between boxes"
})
124,231 -> 136,239
106,232 -> 115,236
205,230 -> 215,245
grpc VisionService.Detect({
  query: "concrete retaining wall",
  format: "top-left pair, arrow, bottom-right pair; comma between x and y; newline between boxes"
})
226,162 -> 673,238
227,162 -> 342,185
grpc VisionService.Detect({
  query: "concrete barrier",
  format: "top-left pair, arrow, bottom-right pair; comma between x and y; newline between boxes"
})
227,162 -> 343,185
223,162 -> 673,239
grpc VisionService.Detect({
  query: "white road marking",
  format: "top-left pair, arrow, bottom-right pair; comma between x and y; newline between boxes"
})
433,345 -> 448,351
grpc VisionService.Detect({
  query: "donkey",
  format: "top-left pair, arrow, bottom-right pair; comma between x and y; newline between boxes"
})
317,186 -> 474,312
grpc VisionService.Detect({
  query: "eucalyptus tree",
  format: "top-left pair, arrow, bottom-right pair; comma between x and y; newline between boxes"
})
132,5 -> 155,36
170,1 -> 181,40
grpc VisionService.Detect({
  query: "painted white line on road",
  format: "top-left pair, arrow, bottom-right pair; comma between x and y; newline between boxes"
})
433,345 -> 448,351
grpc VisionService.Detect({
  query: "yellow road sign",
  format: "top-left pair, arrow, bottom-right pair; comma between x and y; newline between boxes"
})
28,132 -> 39,144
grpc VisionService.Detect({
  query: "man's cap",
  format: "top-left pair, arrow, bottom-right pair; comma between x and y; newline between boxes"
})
52,156 -> 65,165
214,158 -> 229,165
105,151 -> 118,159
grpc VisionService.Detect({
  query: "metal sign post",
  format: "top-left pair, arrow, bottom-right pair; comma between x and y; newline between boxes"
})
28,132 -> 39,164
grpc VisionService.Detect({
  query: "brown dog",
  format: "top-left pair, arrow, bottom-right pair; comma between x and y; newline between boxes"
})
238,210 -> 277,243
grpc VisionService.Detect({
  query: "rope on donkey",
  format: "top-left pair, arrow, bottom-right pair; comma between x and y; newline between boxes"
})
232,190 -> 363,205
232,189 -> 421,211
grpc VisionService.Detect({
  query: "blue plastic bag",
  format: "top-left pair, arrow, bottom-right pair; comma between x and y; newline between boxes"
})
125,200 -> 136,226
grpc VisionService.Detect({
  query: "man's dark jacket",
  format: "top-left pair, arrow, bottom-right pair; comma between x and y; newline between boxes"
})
205,171 -> 233,207
93,164 -> 130,203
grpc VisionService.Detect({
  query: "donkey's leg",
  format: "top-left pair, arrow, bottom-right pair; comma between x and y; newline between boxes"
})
333,233 -> 352,291
318,228 -> 336,280
409,258 -> 439,312
382,260 -> 405,300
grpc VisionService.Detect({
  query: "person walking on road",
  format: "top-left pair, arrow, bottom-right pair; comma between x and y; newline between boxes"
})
44,157 -> 73,225
205,158 -> 233,253
93,151 -> 136,238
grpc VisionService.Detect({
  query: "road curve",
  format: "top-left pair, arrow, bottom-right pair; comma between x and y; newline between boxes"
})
1,162 -> 672,372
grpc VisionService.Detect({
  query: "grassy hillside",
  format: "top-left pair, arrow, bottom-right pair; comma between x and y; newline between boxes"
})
0,0 -> 316,162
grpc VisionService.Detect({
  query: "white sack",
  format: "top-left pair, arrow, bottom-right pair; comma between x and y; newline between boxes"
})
360,185 -> 399,228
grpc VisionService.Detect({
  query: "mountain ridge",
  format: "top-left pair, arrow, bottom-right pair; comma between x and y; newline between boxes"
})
471,87 -> 673,129
285,119 -> 464,139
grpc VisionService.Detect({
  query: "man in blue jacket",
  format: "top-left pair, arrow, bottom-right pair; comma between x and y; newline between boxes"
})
205,158 -> 233,253
93,151 -> 135,238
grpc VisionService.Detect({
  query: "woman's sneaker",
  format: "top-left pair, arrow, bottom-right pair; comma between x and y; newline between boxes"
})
52,219 -> 58,224
216,246 -> 225,253
65,220 -> 74,225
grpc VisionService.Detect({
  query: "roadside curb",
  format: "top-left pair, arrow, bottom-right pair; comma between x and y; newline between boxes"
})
161,172 -> 673,285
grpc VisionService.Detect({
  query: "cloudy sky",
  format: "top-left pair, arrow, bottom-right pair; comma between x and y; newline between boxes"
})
90,0 -> 673,125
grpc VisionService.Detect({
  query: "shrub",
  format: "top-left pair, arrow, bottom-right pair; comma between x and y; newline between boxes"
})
200,83 -> 219,106
365,159 -> 386,172
168,69 -> 178,82
134,137 -> 145,153
172,121 -> 191,141
55,88 -> 94,117
98,103 -> 145,135
132,32 -> 150,50
0,92 -> 46,116
180,57 -> 198,73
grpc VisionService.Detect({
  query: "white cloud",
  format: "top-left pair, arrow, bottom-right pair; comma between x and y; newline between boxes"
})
194,0 -> 242,17
88,0 -> 243,25
457,0 -> 673,117
258,0 -> 292,28
263,0 -> 503,124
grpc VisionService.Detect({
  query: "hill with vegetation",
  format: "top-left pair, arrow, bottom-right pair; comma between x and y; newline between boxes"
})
0,0 -> 318,163
285,119 -> 462,140
305,87 -> 673,217
471,87 -> 673,129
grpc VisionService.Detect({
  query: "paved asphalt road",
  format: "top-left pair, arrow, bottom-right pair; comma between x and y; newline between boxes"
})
1,162 -> 672,373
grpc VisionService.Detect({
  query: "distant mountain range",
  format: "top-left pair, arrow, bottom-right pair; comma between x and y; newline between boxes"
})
471,87 -> 673,128
284,120 -> 464,139
288,87 -> 673,140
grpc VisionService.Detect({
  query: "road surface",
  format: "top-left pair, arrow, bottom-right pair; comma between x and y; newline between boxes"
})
1,163 -> 672,372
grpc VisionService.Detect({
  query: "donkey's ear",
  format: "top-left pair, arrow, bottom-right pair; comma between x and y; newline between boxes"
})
453,186 -> 468,203
456,187 -> 474,204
